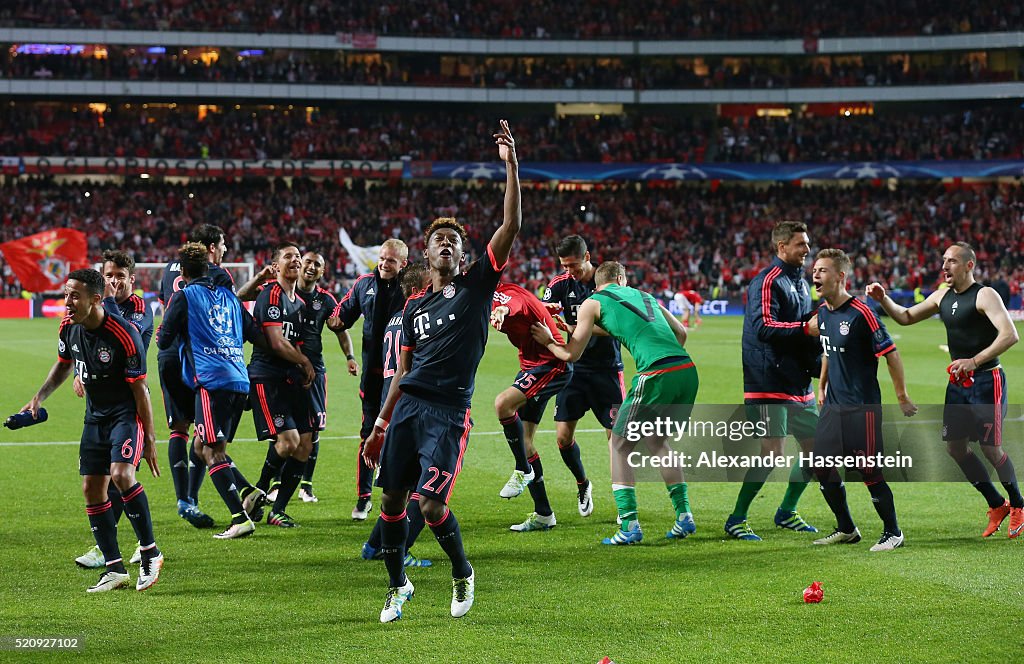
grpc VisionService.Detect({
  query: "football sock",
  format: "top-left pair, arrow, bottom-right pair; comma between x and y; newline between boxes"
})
256,447 -> 287,492
428,509 -> 472,579
367,520 -> 383,550
187,443 -> 206,504
208,461 -> 247,524
168,431 -> 190,501
667,482 -> 690,516
302,433 -> 320,484
501,414 -> 531,473
272,457 -> 305,512
406,496 -> 427,552
558,439 -> 587,483
954,450 -> 1005,508
526,454 -> 553,517
106,483 -> 124,523
866,481 -> 900,535
731,465 -> 773,520
993,453 -> 1024,508
86,501 -> 124,572
356,441 -> 374,498
225,456 -> 253,491
120,483 -> 157,551
612,484 -> 638,530
380,510 -> 409,588
779,462 -> 811,512
819,482 -> 856,533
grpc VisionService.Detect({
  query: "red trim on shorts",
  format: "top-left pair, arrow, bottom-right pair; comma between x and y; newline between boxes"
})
617,371 -> 626,399
255,383 -> 276,436
865,410 -> 876,457
743,391 -> 816,403
200,387 -> 216,443
993,369 -> 1003,446
132,416 -> 144,466
444,408 -> 473,502
524,364 -> 565,399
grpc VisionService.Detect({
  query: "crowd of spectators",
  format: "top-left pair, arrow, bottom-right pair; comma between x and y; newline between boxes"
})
3,103 -> 1021,164
4,47 -> 1013,91
2,0 -> 1021,39
2,178 -> 1022,305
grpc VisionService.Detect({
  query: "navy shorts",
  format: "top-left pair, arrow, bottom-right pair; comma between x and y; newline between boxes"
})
306,372 -> 328,432
250,379 -> 314,440
158,354 -> 194,427
194,387 -> 247,446
943,368 -> 1007,446
515,362 -> 573,424
359,371 -> 385,440
376,393 -> 472,504
814,404 -> 885,483
80,409 -> 144,476
554,369 -> 624,429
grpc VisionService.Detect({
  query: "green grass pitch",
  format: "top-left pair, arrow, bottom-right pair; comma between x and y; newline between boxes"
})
1,316 -> 1023,663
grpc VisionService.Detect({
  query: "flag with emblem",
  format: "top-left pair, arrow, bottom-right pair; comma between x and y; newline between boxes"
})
0,228 -> 89,292
338,228 -> 381,272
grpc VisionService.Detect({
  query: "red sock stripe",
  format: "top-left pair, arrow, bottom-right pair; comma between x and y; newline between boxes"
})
558,439 -> 578,450
499,414 -> 520,425
105,558 -> 123,566
996,454 -> 1009,469
426,508 -> 451,528
86,501 -> 112,515
121,484 -> 145,503
381,510 -> 407,523
169,431 -> 189,441
410,492 -> 423,501
209,462 -> 232,476
527,453 -> 540,463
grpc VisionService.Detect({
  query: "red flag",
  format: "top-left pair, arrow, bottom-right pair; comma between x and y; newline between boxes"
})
0,229 -> 89,292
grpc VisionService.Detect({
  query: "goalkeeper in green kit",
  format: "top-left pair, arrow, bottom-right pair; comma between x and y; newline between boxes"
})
531,261 -> 698,545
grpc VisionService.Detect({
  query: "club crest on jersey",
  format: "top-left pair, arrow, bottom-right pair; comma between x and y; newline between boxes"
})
273,415 -> 285,428
267,305 -> 281,320
97,346 -> 112,364
443,283 -> 456,299
58,339 -> 65,353
839,321 -> 850,336
312,299 -> 322,311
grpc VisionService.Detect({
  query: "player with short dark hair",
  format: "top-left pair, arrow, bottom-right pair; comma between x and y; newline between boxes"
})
328,238 -> 410,521
248,243 -> 316,527
811,249 -> 918,551
868,242 -> 1024,538
728,220 -> 822,541
532,261 -> 698,545
159,243 -> 268,539
23,268 -> 163,593
540,234 -> 621,519
490,281 -> 573,532
363,120 -> 520,622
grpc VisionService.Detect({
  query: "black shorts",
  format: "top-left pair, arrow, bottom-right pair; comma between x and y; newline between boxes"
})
943,368 -> 1007,446
194,387 -> 247,446
375,394 -> 472,504
307,372 -> 328,432
814,404 -> 884,483
158,354 -> 194,427
250,379 -> 314,440
515,362 -> 573,425
359,371 -> 385,440
554,369 -> 625,429
80,410 -> 144,476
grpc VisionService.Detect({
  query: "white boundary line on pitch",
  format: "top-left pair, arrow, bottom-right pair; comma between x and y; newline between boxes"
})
0,427 -> 608,447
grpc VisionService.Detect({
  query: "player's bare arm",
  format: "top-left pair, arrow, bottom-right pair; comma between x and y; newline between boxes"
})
24,360 -> 74,416
883,349 -> 918,417
490,305 -> 510,331
129,379 -> 160,476
949,286 -> 1020,374
335,328 -> 359,375
236,264 -> 276,302
532,298 -> 601,362
866,282 -> 942,325
363,348 -> 412,468
658,302 -> 688,348
487,119 -> 521,267
818,352 -> 829,404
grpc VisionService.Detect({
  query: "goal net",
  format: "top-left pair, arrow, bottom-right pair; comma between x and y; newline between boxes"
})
93,262 -> 255,317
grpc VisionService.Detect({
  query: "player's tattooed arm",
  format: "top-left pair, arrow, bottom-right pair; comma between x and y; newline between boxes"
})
24,360 -> 74,415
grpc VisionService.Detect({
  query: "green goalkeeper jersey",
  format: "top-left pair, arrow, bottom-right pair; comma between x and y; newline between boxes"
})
591,284 -> 690,373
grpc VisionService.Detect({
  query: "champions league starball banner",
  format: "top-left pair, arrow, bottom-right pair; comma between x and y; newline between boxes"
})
410,159 -> 1024,182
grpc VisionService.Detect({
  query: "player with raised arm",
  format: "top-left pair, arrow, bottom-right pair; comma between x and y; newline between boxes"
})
490,282 -> 573,532
363,120 -> 520,622
158,243 -> 268,539
328,239 -> 410,520
23,269 -> 163,592
867,242 -> 1023,537
727,221 -> 822,541
532,262 -> 698,545
810,249 -> 918,551
540,235 -> 620,519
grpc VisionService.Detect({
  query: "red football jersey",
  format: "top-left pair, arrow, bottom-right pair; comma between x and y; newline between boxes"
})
492,282 -> 565,369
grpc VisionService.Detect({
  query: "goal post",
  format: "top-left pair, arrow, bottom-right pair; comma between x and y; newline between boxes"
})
93,261 -> 255,317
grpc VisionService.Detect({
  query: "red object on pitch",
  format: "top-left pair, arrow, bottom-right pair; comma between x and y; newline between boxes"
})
0,229 -> 89,293
803,581 -> 823,603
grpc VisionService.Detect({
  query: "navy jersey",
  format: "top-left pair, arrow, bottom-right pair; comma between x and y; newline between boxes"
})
543,269 -> 622,373
248,281 -> 305,379
103,294 -> 154,352
158,277 -> 261,394
399,245 -> 505,408
742,256 -> 821,402
297,284 -> 340,374
332,268 -> 405,374
158,261 -> 234,360
58,312 -> 147,419
381,310 -> 404,401
818,297 -> 896,405
939,283 -> 1000,371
